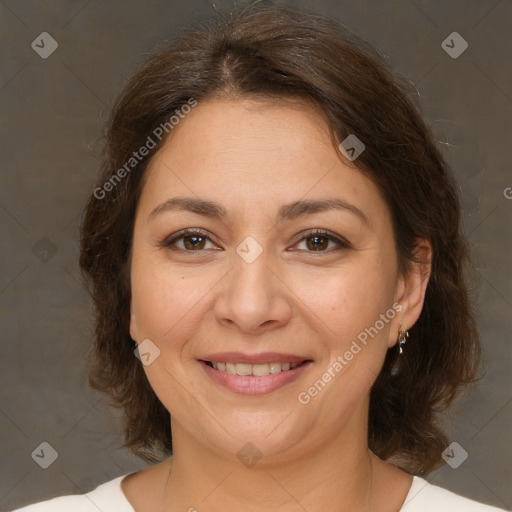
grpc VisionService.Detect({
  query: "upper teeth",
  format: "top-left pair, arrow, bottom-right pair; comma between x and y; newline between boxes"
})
211,362 -> 299,376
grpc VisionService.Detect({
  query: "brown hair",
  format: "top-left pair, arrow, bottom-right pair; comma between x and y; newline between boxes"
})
79,2 -> 480,475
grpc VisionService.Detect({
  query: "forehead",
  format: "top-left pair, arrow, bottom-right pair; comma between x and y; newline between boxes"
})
139,98 -> 389,226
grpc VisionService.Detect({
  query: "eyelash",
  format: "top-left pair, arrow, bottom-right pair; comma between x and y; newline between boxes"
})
160,228 -> 351,254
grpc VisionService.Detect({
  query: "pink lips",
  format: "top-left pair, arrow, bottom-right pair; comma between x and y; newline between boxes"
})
199,352 -> 312,396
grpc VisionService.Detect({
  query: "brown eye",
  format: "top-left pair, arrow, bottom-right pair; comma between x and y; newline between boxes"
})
183,234 -> 207,250
305,235 -> 330,251
162,229 -> 217,251
293,230 -> 350,252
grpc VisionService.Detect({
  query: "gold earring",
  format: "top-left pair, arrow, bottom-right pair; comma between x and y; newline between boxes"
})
397,324 -> 409,354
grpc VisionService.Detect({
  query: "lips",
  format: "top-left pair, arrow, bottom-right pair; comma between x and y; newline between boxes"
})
198,352 -> 313,396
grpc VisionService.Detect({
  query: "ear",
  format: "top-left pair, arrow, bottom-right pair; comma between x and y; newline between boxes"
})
389,238 -> 432,348
129,297 -> 139,343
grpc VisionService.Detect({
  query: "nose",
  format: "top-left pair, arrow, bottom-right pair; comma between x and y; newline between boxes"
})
213,249 -> 293,335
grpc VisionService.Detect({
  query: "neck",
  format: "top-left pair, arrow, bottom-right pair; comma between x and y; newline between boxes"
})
160,402 -> 380,512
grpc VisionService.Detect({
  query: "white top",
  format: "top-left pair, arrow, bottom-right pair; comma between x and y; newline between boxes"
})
11,473 -> 508,511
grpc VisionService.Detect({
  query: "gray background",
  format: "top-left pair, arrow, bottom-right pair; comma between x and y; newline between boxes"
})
1,0 -> 511,510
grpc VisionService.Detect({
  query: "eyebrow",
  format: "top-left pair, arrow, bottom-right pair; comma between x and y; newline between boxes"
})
148,197 -> 370,226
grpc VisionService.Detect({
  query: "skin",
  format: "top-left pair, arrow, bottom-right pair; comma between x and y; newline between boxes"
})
123,98 -> 432,512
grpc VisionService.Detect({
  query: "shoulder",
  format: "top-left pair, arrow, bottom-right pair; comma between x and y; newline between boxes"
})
10,474 -> 135,512
401,476 -> 509,512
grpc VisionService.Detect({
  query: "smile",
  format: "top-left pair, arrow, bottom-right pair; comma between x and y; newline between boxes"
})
206,361 -> 301,376
199,355 -> 313,396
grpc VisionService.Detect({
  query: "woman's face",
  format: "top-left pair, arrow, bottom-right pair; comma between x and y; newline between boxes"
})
129,98 -> 422,463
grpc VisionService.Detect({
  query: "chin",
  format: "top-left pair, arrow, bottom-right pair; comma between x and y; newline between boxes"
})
196,415 -> 310,465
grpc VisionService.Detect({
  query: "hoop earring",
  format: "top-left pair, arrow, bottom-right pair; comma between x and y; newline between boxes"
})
397,324 -> 409,355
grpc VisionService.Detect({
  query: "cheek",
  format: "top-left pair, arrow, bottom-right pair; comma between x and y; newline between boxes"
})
130,259 -> 215,409
292,263 -> 396,420
130,253 -> 216,343
290,256 -> 395,348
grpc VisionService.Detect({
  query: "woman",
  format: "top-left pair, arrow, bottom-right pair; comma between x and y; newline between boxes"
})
13,3 -> 508,511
